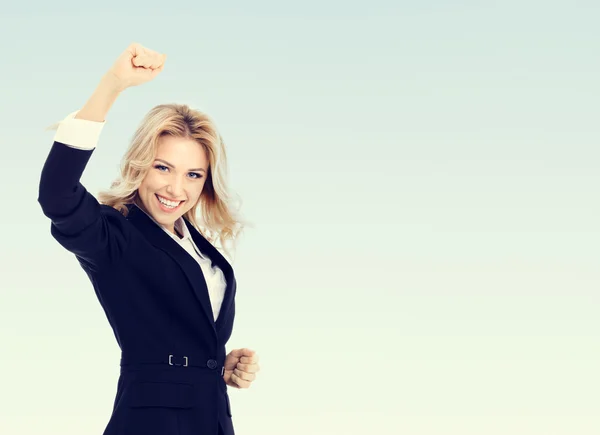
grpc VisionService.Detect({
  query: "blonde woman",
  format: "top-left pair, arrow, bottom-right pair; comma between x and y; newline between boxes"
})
38,42 -> 259,435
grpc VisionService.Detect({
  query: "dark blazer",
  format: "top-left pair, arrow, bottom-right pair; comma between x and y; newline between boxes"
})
38,141 -> 237,435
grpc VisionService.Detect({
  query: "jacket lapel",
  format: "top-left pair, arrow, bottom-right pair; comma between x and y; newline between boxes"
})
124,204 -> 234,336
184,217 -> 236,332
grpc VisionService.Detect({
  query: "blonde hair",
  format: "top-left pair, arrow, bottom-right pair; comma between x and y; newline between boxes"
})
58,103 -> 249,261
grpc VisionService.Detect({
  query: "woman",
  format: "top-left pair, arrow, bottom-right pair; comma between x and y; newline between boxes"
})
38,42 -> 260,435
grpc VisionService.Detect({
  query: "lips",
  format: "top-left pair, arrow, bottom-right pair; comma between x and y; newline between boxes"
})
155,194 -> 184,212
157,194 -> 181,202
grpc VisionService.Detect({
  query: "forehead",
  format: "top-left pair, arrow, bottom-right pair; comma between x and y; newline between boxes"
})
155,135 -> 208,165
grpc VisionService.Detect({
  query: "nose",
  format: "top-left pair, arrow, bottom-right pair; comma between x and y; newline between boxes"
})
166,177 -> 185,199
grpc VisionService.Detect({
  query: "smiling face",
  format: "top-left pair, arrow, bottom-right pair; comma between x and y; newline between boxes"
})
136,134 -> 209,235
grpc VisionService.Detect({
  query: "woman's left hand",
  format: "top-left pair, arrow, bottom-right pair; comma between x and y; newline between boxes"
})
223,348 -> 260,389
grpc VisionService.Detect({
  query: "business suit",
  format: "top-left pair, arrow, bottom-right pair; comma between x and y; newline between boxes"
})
38,140 -> 237,435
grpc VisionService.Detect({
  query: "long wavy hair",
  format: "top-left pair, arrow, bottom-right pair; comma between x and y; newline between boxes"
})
97,103 -> 249,261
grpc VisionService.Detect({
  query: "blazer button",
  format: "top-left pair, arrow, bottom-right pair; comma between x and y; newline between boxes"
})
207,359 -> 218,369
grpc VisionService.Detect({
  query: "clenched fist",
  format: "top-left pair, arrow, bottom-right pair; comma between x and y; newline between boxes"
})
106,42 -> 167,91
223,348 -> 260,389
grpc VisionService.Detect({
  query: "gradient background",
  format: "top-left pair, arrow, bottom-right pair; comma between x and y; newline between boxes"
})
1,1 -> 599,434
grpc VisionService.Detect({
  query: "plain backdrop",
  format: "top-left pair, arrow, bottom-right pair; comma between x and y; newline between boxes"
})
1,1 -> 599,434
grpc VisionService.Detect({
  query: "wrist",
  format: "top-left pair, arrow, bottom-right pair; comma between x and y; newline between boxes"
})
100,71 -> 127,94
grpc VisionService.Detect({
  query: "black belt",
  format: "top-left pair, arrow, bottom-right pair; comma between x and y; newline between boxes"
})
120,351 -> 225,376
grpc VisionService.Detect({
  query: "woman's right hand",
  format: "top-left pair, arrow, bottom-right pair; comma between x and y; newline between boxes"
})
106,42 -> 167,91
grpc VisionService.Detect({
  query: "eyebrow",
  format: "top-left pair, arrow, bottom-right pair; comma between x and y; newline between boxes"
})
154,159 -> 206,173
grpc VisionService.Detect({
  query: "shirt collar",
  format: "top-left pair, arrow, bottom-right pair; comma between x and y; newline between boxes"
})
174,215 -> 192,241
133,203 -> 190,241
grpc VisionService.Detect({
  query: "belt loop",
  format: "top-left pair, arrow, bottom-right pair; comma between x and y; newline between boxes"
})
168,354 -> 189,367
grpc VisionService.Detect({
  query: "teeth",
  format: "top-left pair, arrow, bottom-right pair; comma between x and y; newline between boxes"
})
157,195 -> 181,208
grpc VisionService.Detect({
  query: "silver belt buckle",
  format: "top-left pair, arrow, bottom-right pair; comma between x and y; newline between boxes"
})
168,354 -> 189,367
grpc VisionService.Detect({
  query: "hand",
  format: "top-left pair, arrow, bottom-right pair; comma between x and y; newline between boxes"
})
106,42 -> 167,91
223,348 -> 260,389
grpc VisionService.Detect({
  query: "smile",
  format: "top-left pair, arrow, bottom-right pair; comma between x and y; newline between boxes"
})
155,194 -> 184,212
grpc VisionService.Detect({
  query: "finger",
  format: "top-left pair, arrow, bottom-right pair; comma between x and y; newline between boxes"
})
228,348 -> 245,359
155,53 -> 167,68
132,52 -> 161,69
235,362 -> 253,373
128,42 -> 145,57
231,372 -> 252,388
148,54 -> 165,70
132,54 -> 151,68
236,362 -> 260,373
239,355 -> 259,364
233,368 -> 256,382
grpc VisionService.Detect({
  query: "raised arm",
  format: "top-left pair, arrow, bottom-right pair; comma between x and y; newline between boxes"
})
38,42 -> 167,271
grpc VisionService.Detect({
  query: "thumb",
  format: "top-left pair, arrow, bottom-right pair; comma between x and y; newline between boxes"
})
227,348 -> 245,359
240,348 -> 255,357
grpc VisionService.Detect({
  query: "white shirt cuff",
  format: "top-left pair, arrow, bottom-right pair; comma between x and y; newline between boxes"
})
48,110 -> 106,150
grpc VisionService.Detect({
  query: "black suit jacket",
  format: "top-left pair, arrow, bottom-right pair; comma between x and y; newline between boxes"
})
38,141 -> 237,435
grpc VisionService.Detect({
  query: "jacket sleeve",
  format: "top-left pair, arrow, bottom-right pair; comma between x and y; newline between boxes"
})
37,112 -> 130,271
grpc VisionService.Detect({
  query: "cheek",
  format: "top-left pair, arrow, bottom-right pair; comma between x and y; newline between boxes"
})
187,185 -> 205,204
140,174 -> 161,193
136,182 -> 147,196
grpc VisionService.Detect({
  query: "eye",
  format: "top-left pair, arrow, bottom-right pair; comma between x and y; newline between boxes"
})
154,165 -> 202,179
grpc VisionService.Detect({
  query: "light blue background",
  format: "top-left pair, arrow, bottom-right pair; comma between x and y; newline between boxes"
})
1,1 -> 599,434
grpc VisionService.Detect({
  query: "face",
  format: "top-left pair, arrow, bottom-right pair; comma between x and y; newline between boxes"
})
137,135 -> 209,234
